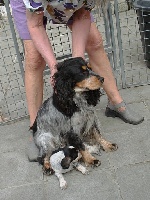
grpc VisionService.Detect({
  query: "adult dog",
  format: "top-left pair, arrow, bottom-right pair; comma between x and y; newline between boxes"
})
31,57 -> 118,173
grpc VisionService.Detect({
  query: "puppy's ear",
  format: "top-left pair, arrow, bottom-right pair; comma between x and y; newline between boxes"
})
61,157 -> 71,169
69,148 -> 79,160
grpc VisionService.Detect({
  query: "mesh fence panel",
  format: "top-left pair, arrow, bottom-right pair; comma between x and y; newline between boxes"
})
118,8 -> 150,87
0,10 -> 27,123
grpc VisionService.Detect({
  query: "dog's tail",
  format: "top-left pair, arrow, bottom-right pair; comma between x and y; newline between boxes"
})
29,119 -> 37,136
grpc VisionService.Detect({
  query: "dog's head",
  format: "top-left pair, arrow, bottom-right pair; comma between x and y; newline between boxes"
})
60,146 -> 79,169
53,57 -> 104,117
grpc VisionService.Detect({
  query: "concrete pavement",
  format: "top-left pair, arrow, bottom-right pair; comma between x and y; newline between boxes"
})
0,85 -> 150,200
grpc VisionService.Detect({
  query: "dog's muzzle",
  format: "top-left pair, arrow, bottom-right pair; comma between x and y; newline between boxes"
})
88,69 -> 104,84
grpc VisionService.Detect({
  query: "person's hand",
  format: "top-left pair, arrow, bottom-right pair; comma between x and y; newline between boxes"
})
50,67 -> 57,87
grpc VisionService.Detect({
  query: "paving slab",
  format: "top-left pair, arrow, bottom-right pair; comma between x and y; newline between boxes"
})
115,162 -> 150,200
0,183 -> 46,200
104,125 -> 150,169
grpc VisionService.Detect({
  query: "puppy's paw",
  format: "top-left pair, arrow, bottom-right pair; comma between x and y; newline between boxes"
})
82,168 -> 89,175
60,180 -> 67,190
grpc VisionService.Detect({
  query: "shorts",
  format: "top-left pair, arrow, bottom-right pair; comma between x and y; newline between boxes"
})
10,0 -> 94,40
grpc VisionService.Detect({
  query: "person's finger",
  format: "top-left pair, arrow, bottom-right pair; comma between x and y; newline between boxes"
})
50,75 -> 55,87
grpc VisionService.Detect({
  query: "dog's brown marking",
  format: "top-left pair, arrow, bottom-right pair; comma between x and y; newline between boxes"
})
82,65 -> 87,70
76,76 -> 102,90
43,157 -> 54,175
93,130 -> 118,152
87,63 -> 91,69
43,157 -> 51,169
80,149 -> 101,167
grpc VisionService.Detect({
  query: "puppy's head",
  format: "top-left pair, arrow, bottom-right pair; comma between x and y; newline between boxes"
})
61,146 -> 79,169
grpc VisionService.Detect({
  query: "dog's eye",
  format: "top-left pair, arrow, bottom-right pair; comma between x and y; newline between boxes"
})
81,66 -> 89,74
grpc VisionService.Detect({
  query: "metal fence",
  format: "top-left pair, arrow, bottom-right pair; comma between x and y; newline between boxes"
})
0,0 -> 150,124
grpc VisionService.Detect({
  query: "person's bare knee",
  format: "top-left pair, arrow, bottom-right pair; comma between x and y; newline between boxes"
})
23,40 -> 45,126
24,40 -> 45,71
86,23 -> 104,54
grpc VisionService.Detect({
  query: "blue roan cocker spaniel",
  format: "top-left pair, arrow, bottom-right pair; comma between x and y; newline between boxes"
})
31,57 -> 118,174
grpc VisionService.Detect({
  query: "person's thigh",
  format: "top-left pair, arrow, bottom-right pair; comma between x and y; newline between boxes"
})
68,18 -> 103,52
67,12 -> 94,25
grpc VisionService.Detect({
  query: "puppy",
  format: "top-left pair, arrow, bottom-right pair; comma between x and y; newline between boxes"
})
50,146 -> 88,189
31,57 -> 118,174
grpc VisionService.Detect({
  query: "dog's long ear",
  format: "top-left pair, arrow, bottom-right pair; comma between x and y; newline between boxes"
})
53,71 -> 78,117
84,89 -> 101,106
56,60 -> 64,71
61,157 -> 71,169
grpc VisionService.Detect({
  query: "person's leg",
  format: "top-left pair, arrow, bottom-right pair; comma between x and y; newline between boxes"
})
71,8 -> 91,59
23,40 -> 45,161
68,22 -> 123,106
10,0 -> 46,160
85,22 -> 144,125
86,22 -> 123,105
24,40 -> 45,127
10,0 -> 45,125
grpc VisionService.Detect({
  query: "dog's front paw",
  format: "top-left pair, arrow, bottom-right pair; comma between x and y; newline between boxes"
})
60,180 -> 67,190
81,150 -> 101,167
93,159 -> 101,167
42,166 -> 54,176
102,143 -> 118,152
85,158 -> 101,167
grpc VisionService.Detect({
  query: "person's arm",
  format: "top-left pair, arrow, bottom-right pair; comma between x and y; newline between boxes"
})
26,10 -> 57,78
71,8 -> 91,59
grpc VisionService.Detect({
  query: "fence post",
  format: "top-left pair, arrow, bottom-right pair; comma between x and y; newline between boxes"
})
114,0 -> 126,88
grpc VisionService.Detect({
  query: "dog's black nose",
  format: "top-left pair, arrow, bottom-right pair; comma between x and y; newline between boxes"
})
100,77 -> 104,84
